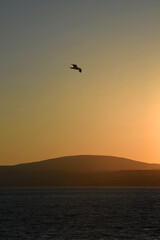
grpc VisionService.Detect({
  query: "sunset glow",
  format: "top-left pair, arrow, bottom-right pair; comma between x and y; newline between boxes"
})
1,0 -> 160,165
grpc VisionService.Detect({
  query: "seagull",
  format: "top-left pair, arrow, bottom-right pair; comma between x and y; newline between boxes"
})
70,64 -> 82,73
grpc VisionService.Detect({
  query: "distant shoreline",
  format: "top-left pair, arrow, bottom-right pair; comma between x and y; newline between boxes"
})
1,155 -> 160,187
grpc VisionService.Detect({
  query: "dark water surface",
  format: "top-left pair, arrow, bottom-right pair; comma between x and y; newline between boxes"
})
0,187 -> 160,239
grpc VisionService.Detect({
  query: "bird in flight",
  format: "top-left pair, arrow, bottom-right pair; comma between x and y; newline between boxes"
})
70,64 -> 82,73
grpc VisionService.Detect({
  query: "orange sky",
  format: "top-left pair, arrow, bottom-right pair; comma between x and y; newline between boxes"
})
1,0 -> 160,165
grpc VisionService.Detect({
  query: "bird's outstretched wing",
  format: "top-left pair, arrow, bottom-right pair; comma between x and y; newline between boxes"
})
72,64 -> 77,68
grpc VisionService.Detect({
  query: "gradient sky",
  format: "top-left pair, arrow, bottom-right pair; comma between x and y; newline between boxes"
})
1,0 -> 160,165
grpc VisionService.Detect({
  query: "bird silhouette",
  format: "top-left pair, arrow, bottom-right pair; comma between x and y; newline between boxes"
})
70,64 -> 82,73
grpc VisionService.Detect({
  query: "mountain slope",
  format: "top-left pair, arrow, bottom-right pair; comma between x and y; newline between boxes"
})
2,155 -> 160,173
1,155 -> 160,186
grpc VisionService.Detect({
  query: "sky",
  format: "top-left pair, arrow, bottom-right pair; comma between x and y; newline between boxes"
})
1,0 -> 160,165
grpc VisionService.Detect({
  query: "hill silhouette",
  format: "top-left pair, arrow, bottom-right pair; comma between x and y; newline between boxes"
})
1,155 -> 160,186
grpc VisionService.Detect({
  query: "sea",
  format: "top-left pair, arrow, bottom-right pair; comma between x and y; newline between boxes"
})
0,187 -> 160,240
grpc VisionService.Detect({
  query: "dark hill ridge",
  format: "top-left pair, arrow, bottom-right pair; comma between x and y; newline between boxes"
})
1,155 -> 160,186
2,155 -> 160,172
